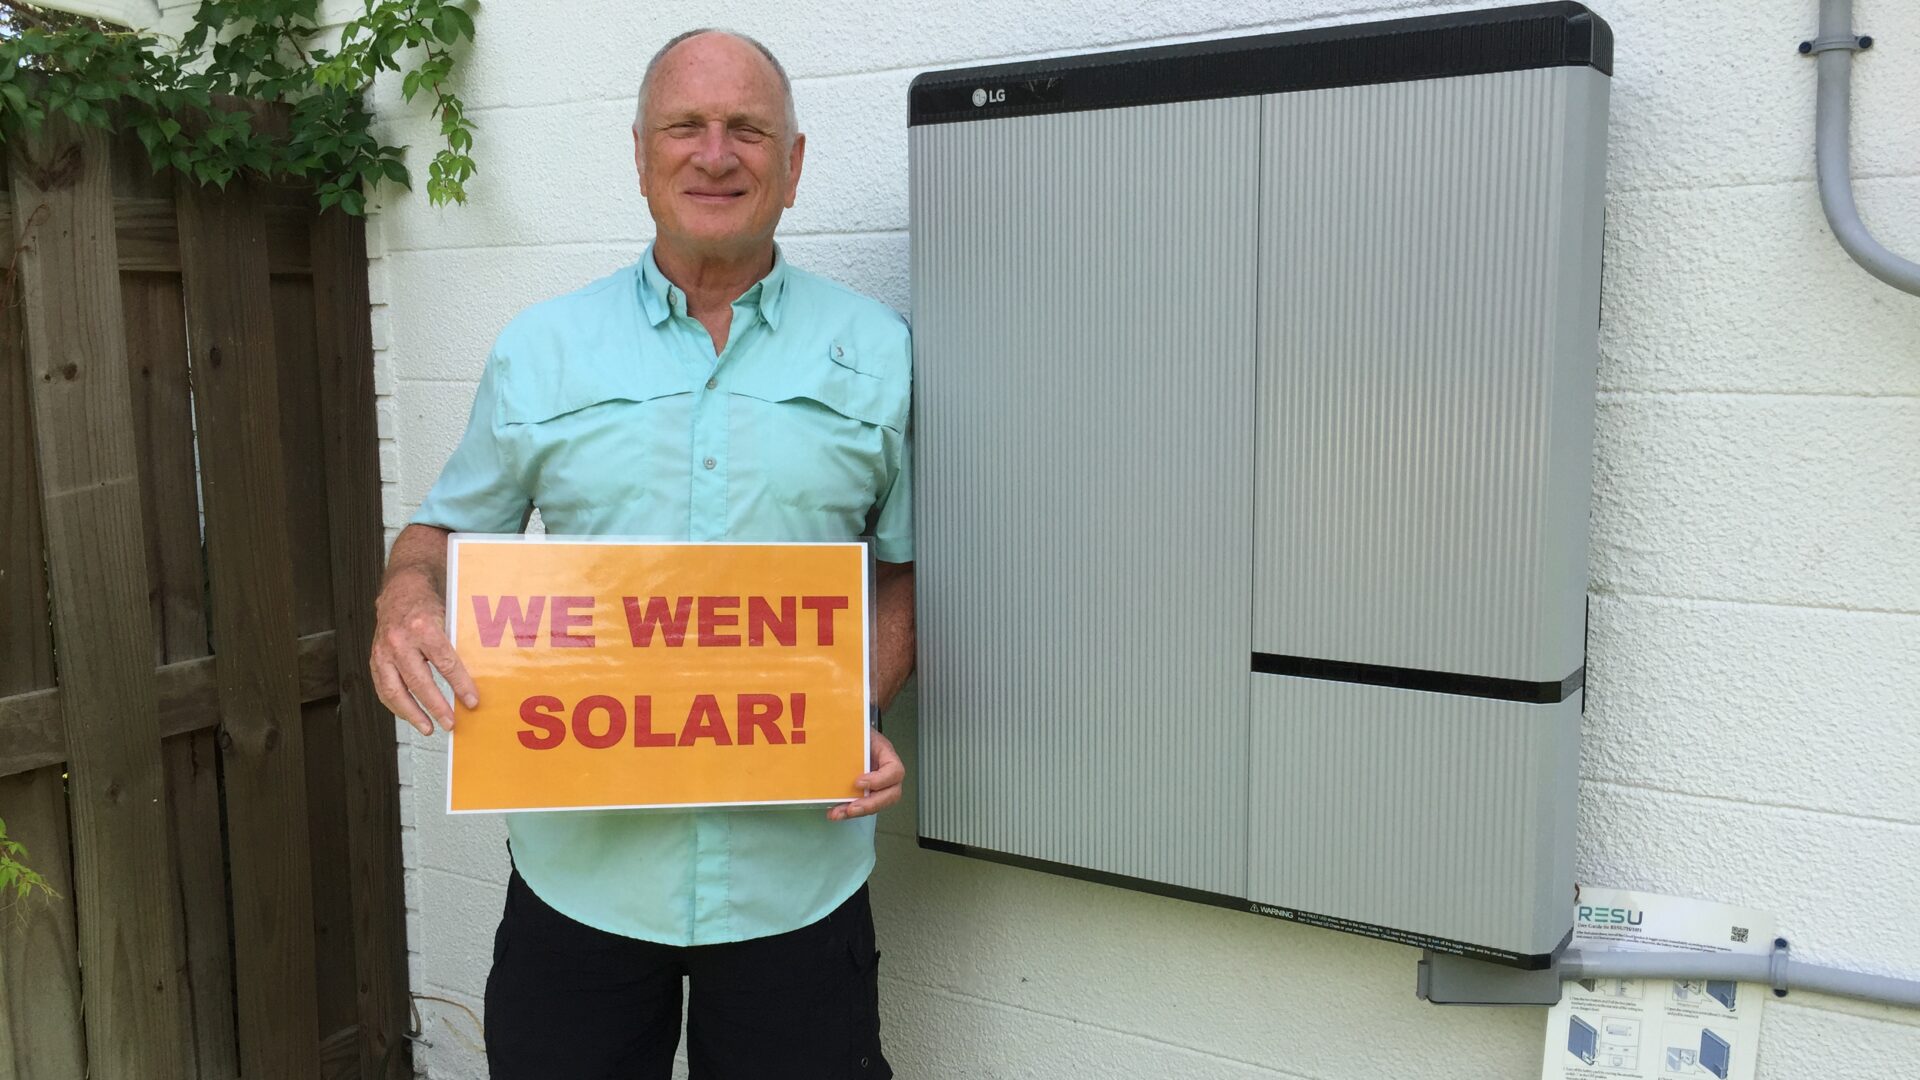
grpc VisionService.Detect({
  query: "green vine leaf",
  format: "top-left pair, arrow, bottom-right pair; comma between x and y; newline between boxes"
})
0,0 -> 482,214
0,816 -> 55,915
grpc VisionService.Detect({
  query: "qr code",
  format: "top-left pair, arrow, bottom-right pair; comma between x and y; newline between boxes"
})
1730,926 -> 1749,943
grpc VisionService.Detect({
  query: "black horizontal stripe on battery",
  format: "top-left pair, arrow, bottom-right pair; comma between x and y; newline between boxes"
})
1252,653 -> 1584,705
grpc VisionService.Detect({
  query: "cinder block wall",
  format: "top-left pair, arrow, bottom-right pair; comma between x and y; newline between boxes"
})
359,2 -> 1920,1076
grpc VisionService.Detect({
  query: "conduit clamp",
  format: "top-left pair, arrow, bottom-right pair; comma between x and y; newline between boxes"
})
1770,937 -> 1793,999
1799,34 -> 1872,55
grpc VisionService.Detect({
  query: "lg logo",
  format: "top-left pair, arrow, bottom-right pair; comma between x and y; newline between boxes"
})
970,87 -> 1006,107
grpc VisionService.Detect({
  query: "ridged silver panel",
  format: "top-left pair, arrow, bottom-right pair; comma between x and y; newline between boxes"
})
1247,675 -> 1582,955
911,100 -> 1259,895
1253,68 -> 1610,681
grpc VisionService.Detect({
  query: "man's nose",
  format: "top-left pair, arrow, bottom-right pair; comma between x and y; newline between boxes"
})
691,121 -> 736,173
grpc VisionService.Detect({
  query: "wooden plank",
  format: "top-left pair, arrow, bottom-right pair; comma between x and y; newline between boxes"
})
249,107 -> 312,276
265,196 -> 314,274
174,107 -> 322,1080
113,197 -> 180,272
269,262 -> 363,1048
310,207 -> 412,1079
0,196 -> 274,274
115,136 -> 241,1073
123,272 -> 206,660
0,631 -> 341,777
0,211 -> 55,701
7,115 -> 188,1080
158,731 -> 235,1080
273,274 -> 337,634
0,197 -> 174,271
125,293 -> 238,1080
0,163 -> 54,741
108,135 -> 181,272
304,696 -> 362,1042
0,156 -> 86,1080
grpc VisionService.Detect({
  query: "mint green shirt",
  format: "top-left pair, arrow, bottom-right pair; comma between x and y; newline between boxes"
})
412,245 -> 912,945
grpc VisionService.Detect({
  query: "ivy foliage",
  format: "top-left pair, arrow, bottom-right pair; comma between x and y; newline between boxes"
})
0,0 -> 479,214
0,816 -> 53,909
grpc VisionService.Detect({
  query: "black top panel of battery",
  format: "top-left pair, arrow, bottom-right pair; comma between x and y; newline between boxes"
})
908,2 -> 1611,126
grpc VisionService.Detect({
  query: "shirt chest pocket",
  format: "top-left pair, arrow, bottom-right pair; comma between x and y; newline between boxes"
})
499,361 -> 693,516
728,358 -> 902,515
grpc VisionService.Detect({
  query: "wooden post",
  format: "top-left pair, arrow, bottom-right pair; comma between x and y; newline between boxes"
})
174,121 -> 323,1079
6,117 -> 188,1080
0,156 -> 86,1080
311,208 -> 414,1079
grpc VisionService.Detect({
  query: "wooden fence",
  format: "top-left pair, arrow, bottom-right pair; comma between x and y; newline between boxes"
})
0,112 -> 409,1080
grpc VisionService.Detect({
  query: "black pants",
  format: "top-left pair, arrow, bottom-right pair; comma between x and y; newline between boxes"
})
484,869 -> 891,1080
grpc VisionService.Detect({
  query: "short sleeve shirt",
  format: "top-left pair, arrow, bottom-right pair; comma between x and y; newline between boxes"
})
411,244 -> 912,945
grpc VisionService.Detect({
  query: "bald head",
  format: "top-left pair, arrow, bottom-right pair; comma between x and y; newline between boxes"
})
630,27 -> 807,267
635,29 -> 797,144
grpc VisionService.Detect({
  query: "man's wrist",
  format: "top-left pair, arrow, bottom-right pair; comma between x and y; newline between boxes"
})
378,564 -> 442,614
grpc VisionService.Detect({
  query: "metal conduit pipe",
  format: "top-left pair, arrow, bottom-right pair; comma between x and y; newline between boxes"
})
1562,944 -> 1920,1011
1805,0 -> 1920,295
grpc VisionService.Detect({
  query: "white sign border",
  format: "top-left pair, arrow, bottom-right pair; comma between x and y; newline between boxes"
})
441,533 -> 873,816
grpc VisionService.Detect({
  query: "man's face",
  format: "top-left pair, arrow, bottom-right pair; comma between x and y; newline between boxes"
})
635,33 -> 804,261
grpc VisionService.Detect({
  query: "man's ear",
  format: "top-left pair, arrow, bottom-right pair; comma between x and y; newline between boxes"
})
784,132 -> 806,208
633,125 -> 651,198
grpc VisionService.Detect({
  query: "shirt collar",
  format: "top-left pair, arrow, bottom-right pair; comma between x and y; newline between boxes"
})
637,242 -> 789,331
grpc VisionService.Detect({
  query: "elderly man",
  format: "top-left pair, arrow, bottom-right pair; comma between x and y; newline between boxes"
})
369,28 -> 910,1079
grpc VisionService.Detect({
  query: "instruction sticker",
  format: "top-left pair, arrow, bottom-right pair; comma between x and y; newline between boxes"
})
1542,886 -> 1775,1080
443,536 -> 870,813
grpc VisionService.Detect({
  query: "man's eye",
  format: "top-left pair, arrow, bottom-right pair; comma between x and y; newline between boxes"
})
667,122 -> 700,134
733,126 -> 768,143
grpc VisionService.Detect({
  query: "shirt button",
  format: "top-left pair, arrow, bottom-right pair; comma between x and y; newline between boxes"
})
706,377 -> 718,390
703,457 -> 717,470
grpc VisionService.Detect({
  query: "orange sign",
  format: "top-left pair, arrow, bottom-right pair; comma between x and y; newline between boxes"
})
444,537 -> 870,813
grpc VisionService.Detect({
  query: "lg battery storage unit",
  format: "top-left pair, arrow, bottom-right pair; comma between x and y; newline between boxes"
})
1700,1029 -> 1733,1079
911,2 -> 1611,968
1568,1017 -> 1599,1066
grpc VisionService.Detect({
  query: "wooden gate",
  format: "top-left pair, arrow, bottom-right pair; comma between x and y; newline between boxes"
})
0,112 -> 409,1080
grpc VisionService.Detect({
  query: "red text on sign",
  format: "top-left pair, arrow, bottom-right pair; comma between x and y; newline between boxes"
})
470,595 -> 850,648
471,595 -> 596,647
516,693 -> 813,749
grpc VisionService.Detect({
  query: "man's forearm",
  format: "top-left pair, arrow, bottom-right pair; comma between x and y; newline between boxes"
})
381,523 -> 452,599
873,561 -> 916,710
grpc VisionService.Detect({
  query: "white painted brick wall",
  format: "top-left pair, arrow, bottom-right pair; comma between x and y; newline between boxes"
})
360,1 -> 1920,1076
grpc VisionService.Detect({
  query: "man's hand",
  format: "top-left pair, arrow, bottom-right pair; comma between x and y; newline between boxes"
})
827,730 -> 904,821
370,526 -> 477,737
827,560 -> 913,821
